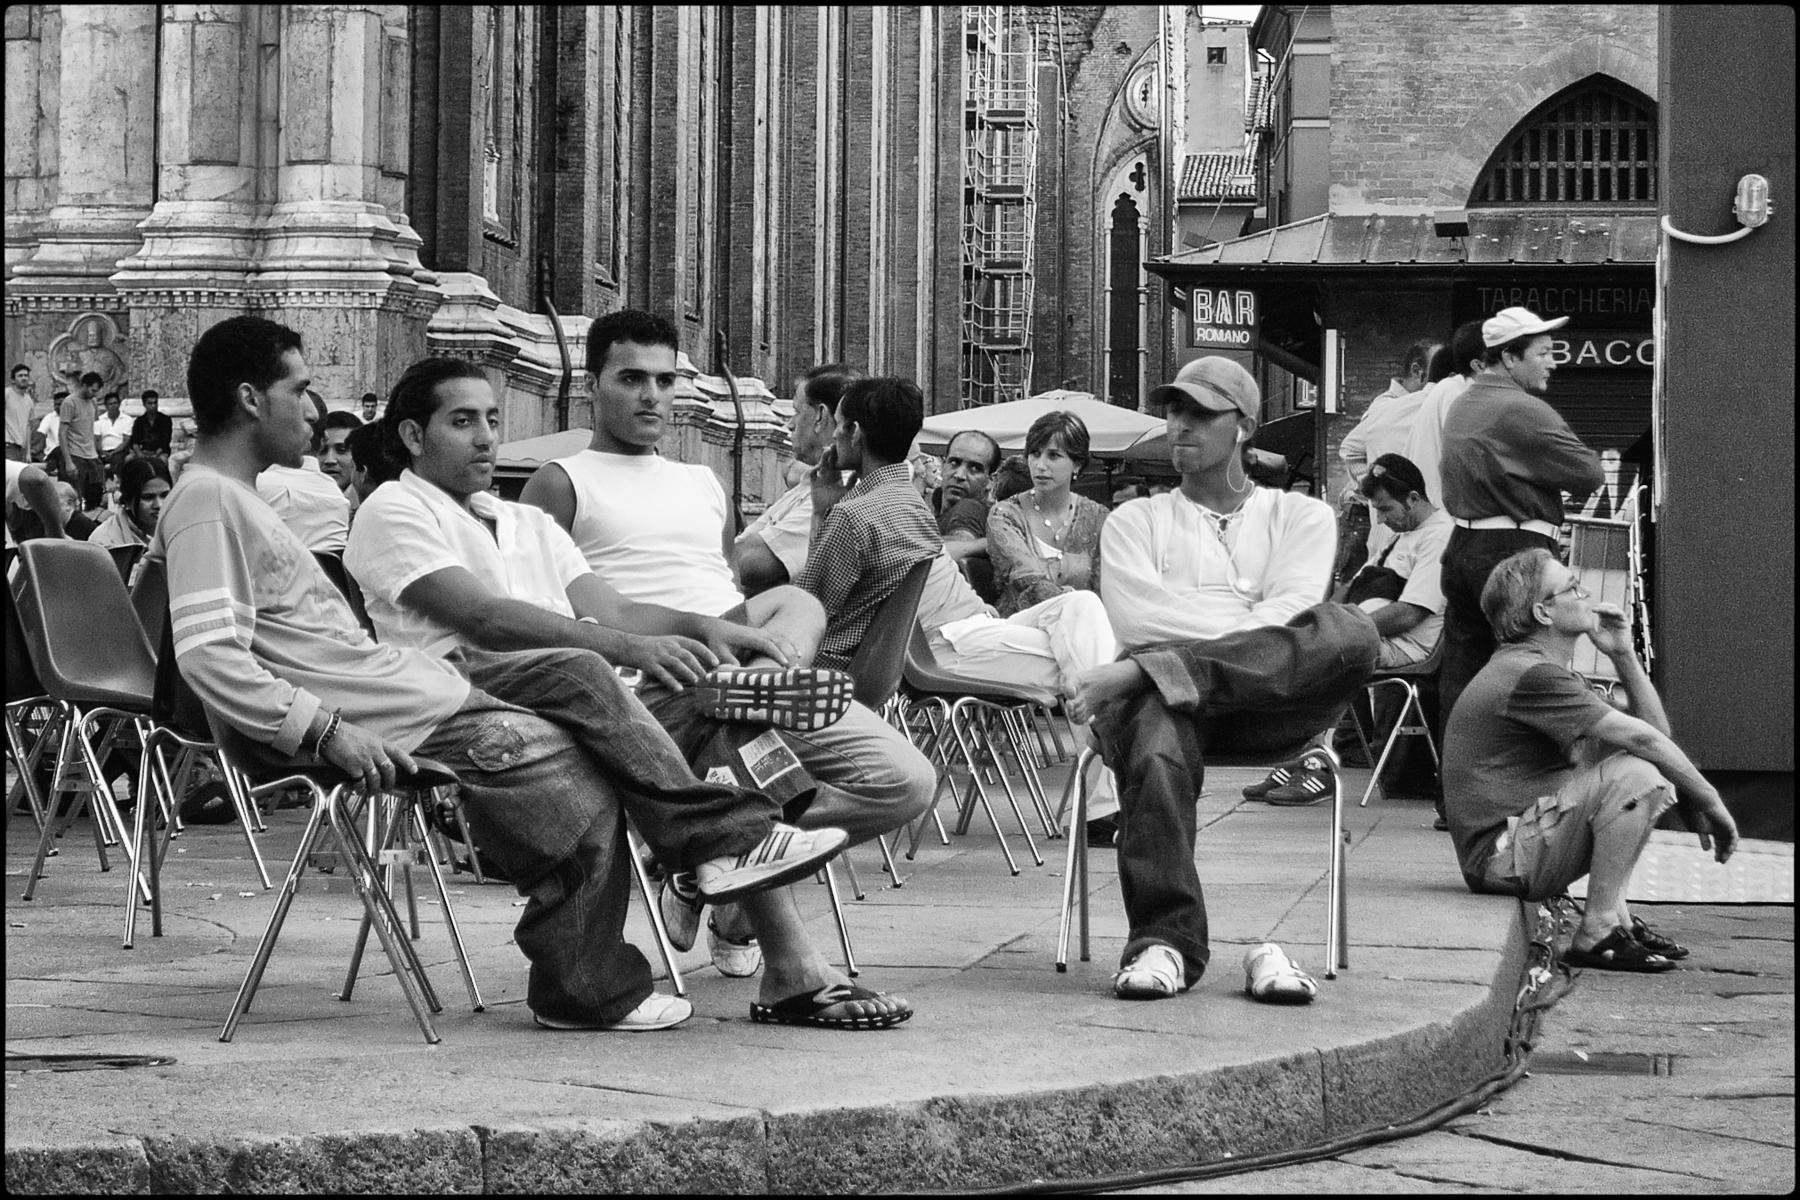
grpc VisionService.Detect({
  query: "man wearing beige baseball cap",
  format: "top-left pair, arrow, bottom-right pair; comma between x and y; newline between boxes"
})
1437,307 -> 1605,741
1064,355 -> 1380,1004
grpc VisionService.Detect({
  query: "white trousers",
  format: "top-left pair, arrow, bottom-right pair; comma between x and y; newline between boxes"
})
929,590 -> 1117,696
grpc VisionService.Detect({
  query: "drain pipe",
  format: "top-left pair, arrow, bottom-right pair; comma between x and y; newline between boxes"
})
714,328 -> 746,531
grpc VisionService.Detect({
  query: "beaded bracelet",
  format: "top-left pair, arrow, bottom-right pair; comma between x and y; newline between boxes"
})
313,710 -> 342,758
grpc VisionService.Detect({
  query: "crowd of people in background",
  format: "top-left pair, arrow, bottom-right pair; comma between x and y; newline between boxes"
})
6,299 -> 1741,1037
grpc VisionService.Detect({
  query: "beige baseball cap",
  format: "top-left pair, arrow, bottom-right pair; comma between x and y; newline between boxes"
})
1147,356 -> 1261,420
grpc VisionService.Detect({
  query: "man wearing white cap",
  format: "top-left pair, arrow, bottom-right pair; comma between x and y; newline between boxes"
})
1067,356 -> 1380,1005
1437,307 -> 1604,740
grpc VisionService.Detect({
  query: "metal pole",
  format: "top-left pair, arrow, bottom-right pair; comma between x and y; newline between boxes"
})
714,329 -> 746,531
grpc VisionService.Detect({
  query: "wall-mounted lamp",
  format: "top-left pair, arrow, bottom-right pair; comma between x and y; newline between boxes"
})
1433,209 -> 1470,238
1662,174 -> 1775,245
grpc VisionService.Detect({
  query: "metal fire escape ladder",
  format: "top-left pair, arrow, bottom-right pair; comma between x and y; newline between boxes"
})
960,6 -> 1041,408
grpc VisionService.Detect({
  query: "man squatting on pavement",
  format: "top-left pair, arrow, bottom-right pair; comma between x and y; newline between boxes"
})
155,315 -> 911,1033
1444,548 -> 1739,971
1066,356 -> 1381,1004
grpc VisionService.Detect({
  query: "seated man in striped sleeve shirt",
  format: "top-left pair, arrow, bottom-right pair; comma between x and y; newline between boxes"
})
154,316 -> 910,1034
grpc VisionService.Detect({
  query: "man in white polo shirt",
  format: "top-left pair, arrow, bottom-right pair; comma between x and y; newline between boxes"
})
341,354 -> 910,1030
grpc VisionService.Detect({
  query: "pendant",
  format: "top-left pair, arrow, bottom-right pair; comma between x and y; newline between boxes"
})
1236,578 -> 1255,594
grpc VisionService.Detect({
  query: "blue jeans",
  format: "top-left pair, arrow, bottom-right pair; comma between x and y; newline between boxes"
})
448,645 -> 775,870
1438,527 -> 1558,737
1095,604 -> 1379,984
417,646 -> 778,1025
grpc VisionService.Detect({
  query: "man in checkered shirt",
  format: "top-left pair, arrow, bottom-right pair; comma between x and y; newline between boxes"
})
794,376 -> 942,671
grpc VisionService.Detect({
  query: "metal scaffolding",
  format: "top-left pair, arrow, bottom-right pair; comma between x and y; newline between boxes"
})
960,6 -> 1042,408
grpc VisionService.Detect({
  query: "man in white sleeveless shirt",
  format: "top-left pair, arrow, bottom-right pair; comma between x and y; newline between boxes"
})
520,311 -> 935,942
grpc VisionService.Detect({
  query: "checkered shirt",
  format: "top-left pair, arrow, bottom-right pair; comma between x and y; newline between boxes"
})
795,462 -> 942,670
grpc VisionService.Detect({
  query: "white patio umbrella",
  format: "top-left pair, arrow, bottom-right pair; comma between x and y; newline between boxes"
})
915,391 -> 1168,459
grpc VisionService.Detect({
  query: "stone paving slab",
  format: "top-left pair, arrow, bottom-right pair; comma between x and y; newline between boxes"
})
6,764 -> 1530,1193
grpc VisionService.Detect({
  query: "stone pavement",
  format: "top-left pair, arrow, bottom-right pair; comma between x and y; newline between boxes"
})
1126,905 -> 1795,1195
8,760 -> 1530,1193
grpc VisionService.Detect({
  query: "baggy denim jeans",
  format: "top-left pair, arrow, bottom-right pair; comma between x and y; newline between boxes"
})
1095,603 -> 1380,985
416,645 -> 778,1025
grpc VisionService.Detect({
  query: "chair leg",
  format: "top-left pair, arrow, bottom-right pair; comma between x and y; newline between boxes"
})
1358,679 -> 1413,807
625,825 -> 686,998
407,795 -> 484,1011
5,703 -> 53,833
968,706 -> 1043,867
221,787 -> 334,1042
838,846 -> 866,900
1055,747 -> 1095,970
1322,742 -> 1347,977
947,701 -> 1022,875
875,832 -> 904,888
323,785 -> 442,1043
819,862 -> 858,977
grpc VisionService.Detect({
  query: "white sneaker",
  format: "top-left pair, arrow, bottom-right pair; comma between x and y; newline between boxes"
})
657,871 -> 704,953
694,823 -> 849,904
707,917 -> 763,978
532,991 -> 693,1032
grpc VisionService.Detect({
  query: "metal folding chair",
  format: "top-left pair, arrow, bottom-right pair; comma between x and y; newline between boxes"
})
1346,638 -> 1443,808
1054,738 -> 1350,979
210,728 -> 482,1044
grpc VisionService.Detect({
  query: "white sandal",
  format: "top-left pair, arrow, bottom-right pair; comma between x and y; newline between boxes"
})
1242,942 -> 1318,1005
1113,943 -> 1189,999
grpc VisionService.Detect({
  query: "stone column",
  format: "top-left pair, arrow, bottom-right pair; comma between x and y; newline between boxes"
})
10,5 -> 157,299
254,3 -> 434,407
109,4 -> 265,398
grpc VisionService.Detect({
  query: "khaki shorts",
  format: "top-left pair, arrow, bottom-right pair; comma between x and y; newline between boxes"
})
1480,753 -> 1675,901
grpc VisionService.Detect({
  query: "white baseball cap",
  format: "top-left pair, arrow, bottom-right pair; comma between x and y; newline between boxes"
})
1481,306 -> 1569,348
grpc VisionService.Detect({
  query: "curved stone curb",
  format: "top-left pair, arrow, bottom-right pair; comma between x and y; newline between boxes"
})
4,911 -> 1527,1194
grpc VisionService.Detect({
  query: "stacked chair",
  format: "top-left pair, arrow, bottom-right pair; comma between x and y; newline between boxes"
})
896,624 -> 1071,875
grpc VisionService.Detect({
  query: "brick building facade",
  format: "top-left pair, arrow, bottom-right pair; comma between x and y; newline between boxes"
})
1151,4 -> 1661,507
5,5 -> 1189,513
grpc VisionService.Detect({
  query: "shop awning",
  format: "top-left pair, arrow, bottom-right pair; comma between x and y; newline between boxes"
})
1149,210 -> 1660,278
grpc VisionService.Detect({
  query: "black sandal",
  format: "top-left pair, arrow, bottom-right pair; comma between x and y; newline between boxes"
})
749,983 -> 913,1030
1565,926 -> 1677,973
1629,916 -> 1690,960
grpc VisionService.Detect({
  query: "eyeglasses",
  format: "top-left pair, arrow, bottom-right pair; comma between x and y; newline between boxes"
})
1544,579 -> 1589,603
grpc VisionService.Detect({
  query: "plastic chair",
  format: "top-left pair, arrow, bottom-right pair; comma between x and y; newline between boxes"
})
12,540 -> 157,908
1054,736 -> 1350,980
899,622 -> 1063,875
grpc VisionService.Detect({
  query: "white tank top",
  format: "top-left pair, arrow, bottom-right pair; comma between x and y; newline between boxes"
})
551,449 -> 744,616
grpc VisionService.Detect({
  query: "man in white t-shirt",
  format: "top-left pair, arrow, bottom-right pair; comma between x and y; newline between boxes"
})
1065,357 -> 1380,1005
733,363 -> 860,596
346,355 -> 910,1029
521,310 -> 935,872
256,390 -> 350,553
1403,320 -> 1486,514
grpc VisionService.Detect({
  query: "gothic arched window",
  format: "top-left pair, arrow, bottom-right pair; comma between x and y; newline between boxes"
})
1473,77 -> 1657,205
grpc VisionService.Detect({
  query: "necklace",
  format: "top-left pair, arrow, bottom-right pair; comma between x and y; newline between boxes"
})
1194,497 -> 1257,597
1028,490 -> 1075,542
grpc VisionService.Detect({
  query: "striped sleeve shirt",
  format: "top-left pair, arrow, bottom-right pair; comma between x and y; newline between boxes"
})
150,465 -> 468,757
794,462 -> 941,670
